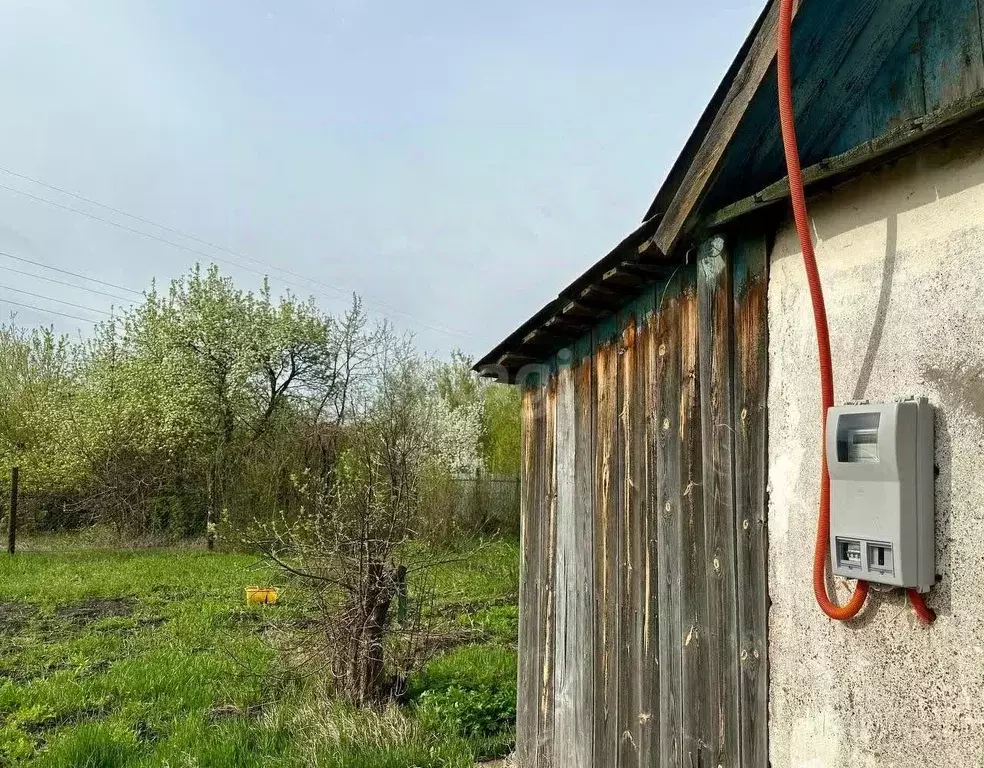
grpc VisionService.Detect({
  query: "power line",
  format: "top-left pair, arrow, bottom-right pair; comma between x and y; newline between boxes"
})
0,284 -> 112,316
0,264 -> 135,304
0,168 -> 473,339
0,250 -> 143,297
0,297 -> 100,324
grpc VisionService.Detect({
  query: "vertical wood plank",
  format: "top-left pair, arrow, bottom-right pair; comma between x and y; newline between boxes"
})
827,98 -> 873,158
538,372 -> 558,766
617,308 -> 640,768
794,0 -> 926,161
553,362 -> 576,768
637,289 -> 659,767
678,272 -> 708,768
554,344 -> 595,768
576,336 -> 598,766
869,17 -> 926,135
919,0 -> 984,112
697,236 -> 741,768
616,292 -> 656,768
593,317 -> 620,767
517,383 -> 544,768
734,236 -> 771,768
655,277 -> 684,768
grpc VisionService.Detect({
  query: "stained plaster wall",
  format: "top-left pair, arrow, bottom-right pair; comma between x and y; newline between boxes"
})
768,129 -> 984,767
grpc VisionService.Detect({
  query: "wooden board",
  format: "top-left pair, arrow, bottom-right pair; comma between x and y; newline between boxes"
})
655,276 -> 684,768
733,236 -> 771,768
677,272 -> 708,767
615,288 -> 658,768
576,337 -> 599,765
593,316 -> 620,767
514,253 -> 771,767
651,0 -> 790,256
537,373 -> 558,765
616,307 -> 641,768
794,0 -> 926,165
919,0 -> 984,112
869,17 -> 926,136
697,236 -> 740,768
552,363 -> 578,767
637,289 -> 659,766
553,344 -> 597,768
517,384 -> 543,768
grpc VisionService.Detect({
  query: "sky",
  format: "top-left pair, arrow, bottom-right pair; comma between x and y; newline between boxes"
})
0,0 -> 765,358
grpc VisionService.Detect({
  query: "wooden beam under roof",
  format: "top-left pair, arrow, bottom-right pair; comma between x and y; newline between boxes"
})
647,0 -> 792,257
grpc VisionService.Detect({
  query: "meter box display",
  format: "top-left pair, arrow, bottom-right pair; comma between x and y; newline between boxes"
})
825,398 -> 935,592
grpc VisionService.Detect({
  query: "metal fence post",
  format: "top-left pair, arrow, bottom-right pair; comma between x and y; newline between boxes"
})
7,467 -> 19,555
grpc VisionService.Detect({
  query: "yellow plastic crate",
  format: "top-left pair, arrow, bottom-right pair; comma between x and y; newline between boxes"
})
245,586 -> 279,605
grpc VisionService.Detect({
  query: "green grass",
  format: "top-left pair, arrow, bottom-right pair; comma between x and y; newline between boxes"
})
0,550 -> 290,767
0,541 -> 519,767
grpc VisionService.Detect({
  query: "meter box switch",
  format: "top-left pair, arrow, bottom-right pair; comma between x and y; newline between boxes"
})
825,398 -> 934,592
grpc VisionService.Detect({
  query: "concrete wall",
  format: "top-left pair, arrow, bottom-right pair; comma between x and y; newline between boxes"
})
768,130 -> 984,767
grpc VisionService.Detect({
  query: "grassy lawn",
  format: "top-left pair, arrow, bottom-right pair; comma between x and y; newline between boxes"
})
0,542 -> 518,767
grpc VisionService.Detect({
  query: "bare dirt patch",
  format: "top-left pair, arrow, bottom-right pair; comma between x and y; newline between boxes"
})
0,601 -> 38,635
55,597 -> 137,624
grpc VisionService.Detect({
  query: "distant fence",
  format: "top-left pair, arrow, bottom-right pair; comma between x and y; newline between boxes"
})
451,472 -> 521,539
0,466 -> 521,553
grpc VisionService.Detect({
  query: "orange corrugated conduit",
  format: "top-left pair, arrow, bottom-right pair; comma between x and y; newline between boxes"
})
776,0 -> 870,621
777,0 -> 934,625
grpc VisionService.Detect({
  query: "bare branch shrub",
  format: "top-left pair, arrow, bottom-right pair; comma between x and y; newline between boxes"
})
251,343 -> 455,706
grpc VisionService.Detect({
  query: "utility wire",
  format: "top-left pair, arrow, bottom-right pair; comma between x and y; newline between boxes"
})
0,168 -> 473,339
0,250 -> 143,297
0,264 -> 135,304
0,284 -> 112,316
0,297 -> 100,323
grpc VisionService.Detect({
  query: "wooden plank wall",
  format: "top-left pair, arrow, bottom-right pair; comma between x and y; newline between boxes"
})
697,236 -> 740,767
733,236 -> 770,768
830,0 -> 984,155
516,231 -> 769,767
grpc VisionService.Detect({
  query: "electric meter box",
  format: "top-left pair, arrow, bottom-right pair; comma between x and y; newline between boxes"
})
825,398 -> 935,592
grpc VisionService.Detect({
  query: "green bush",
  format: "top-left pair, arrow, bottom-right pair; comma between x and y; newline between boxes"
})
408,645 -> 516,699
409,644 -> 517,759
414,685 -> 515,741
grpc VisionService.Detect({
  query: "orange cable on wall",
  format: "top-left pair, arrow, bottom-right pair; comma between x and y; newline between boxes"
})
777,0 -> 935,625
776,0 -> 871,622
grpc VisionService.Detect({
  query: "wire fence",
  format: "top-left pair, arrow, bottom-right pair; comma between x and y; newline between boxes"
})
1,466 -> 521,553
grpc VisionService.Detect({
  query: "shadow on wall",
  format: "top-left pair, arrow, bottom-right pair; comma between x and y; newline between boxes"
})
922,369 -> 977,618
836,209 -> 957,621
806,126 -> 984,244
850,213 -> 897,402
769,131 -> 983,622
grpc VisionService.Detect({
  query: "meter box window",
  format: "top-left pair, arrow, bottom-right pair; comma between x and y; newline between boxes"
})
825,398 -> 935,592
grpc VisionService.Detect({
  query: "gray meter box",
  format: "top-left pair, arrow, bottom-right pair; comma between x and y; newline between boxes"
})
825,398 -> 934,592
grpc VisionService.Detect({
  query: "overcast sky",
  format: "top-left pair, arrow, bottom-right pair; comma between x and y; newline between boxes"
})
0,0 -> 764,358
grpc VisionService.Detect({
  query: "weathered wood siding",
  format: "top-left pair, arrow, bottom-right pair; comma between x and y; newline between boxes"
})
830,0 -> 984,157
516,232 -> 769,767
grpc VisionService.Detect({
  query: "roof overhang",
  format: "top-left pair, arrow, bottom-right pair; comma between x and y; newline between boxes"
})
476,0 -> 971,381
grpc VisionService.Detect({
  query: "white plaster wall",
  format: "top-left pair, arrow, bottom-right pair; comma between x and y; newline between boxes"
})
768,131 -> 984,767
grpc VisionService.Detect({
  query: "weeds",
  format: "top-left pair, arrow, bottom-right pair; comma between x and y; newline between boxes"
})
0,542 -> 518,766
